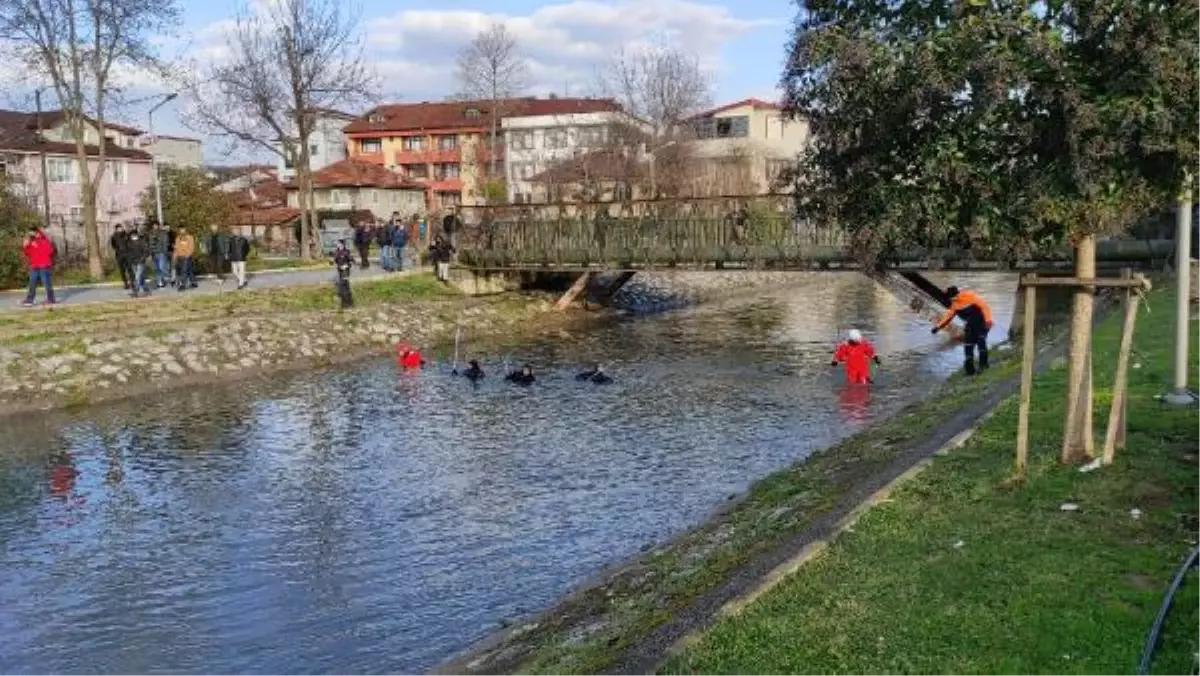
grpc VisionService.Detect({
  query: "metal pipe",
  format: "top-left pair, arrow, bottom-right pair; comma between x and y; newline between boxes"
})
1168,185 -> 1195,404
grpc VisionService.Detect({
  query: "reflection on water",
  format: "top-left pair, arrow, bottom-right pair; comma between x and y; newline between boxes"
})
0,272 -> 1016,674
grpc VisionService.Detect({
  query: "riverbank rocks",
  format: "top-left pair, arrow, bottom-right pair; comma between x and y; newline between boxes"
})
0,293 -> 565,414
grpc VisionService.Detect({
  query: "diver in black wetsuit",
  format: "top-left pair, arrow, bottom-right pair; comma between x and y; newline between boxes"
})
505,365 -> 536,385
576,363 -> 612,384
461,359 -> 485,381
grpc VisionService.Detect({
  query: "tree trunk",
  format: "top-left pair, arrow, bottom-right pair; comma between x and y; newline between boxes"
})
80,187 -> 103,278
1060,233 -> 1097,463
297,152 -> 313,261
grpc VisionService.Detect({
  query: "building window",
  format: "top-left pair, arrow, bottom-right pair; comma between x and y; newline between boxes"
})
106,159 -> 127,185
465,108 -> 481,118
545,129 -> 568,149
310,143 -> 320,157
47,157 -> 76,183
436,135 -> 458,151
368,113 -> 385,123
510,131 -> 534,151
510,162 -> 537,180
436,163 -> 460,180
69,206 -> 83,221
330,189 -> 349,205
578,126 -> 606,147
360,138 -> 382,153
439,191 -> 462,207
370,189 -> 379,204
766,159 -> 791,182
404,164 -> 428,180
402,136 -> 425,152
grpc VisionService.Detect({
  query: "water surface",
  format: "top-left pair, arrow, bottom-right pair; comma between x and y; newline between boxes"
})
0,272 -> 1016,674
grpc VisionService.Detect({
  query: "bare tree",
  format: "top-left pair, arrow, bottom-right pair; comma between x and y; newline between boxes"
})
456,22 -> 530,192
181,0 -> 376,259
596,41 -> 713,141
0,0 -> 179,277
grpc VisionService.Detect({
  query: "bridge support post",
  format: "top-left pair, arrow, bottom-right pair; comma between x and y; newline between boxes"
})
595,271 -> 637,305
866,269 -> 963,339
554,272 -> 594,311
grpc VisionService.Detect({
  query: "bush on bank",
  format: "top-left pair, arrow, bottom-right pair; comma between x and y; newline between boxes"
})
664,283 -> 1199,675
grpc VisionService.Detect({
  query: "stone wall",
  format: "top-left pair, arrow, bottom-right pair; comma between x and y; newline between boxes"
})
0,296 -> 558,415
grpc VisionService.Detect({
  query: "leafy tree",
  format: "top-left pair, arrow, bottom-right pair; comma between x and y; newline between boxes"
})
783,0 -> 1198,462
0,176 -> 42,288
141,166 -> 233,237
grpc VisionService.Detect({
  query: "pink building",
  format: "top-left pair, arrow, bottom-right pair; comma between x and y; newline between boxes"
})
0,109 -> 155,254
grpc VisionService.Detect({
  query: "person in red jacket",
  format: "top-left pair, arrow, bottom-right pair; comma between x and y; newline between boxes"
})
831,329 -> 881,385
21,227 -> 56,307
397,344 -> 425,369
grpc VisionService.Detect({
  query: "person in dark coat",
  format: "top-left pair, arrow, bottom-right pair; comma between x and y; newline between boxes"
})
376,221 -> 393,270
353,225 -> 372,269
148,221 -> 171,288
110,224 -> 131,289
459,359 -> 485,381
429,235 -> 455,283
575,363 -> 613,384
331,239 -> 354,308
229,233 -> 251,289
125,227 -> 152,297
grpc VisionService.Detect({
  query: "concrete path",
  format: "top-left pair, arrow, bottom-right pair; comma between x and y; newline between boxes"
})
0,263 -> 418,313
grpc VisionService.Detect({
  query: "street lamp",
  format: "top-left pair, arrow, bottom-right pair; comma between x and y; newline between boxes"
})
147,92 -> 177,227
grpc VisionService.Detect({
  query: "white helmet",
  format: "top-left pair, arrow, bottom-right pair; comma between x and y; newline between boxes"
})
847,329 -> 863,342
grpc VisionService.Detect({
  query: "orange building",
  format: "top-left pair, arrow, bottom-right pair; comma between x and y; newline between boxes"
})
343,97 -> 623,212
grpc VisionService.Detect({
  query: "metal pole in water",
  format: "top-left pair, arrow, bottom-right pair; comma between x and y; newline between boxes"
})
452,323 -> 462,372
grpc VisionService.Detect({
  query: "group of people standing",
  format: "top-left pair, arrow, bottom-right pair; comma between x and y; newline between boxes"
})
110,223 -> 251,296
350,211 -> 462,281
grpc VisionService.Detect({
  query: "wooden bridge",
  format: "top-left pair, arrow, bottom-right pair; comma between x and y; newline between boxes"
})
453,196 -> 1176,272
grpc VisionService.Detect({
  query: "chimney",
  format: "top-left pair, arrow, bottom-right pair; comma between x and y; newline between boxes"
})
548,93 -> 558,99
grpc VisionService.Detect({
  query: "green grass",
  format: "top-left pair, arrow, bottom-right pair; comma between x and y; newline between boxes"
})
664,285 -> 1199,675
0,273 -> 457,345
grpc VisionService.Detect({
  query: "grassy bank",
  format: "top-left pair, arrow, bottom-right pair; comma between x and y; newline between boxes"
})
0,273 -> 459,345
664,284 -> 1199,674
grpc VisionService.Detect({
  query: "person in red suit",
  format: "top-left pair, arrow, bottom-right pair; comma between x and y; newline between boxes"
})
831,329 -> 881,385
397,344 -> 425,369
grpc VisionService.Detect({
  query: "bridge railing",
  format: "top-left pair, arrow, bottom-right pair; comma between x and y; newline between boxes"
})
455,194 -> 851,268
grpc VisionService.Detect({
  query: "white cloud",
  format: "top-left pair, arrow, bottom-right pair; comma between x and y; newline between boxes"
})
184,0 -> 773,104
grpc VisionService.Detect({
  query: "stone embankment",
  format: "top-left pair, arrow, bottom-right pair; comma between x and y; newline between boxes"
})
0,295 -> 560,415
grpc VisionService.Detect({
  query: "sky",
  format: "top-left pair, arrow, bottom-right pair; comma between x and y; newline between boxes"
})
6,0 -> 795,164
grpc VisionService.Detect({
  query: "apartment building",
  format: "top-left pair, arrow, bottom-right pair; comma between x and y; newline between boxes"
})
285,158 -> 425,220
500,98 -> 631,203
684,98 -> 809,194
275,108 -> 357,181
143,134 -> 203,168
0,109 -> 154,237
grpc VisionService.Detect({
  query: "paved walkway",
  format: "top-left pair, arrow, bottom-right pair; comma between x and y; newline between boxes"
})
0,263 -> 417,313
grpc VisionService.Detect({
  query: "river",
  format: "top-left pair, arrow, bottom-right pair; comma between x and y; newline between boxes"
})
0,272 -> 1016,674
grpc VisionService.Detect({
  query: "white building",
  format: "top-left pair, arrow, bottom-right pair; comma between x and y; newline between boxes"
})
275,108 -> 357,181
143,134 -> 203,168
684,98 -> 811,193
500,98 -> 636,204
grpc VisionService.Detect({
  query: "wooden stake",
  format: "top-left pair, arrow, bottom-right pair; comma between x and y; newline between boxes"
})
1103,279 -> 1141,463
1016,280 -> 1037,476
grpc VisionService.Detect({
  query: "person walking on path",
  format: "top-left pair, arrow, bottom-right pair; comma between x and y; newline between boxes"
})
932,286 -> 994,375
229,233 -> 251,289
331,239 -> 354,308
391,217 -> 409,271
429,235 -> 455,283
110,224 -> 131,289
148,221 -> 171,288
125,227 -> 152,297
173,229 -> 197,291
354,224 -> 372,270
21,228 -> 56,306
207,225 -> 231,284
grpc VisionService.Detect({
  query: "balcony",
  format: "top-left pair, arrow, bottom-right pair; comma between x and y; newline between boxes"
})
393,148 -> 461,165
352,151 -> 385,165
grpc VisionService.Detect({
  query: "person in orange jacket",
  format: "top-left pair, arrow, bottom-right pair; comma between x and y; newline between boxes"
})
831,329 -> 881,385
932,285 -> 993,375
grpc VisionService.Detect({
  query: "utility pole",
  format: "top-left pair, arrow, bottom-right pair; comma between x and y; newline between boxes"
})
1166,180 -> 1197,405
34,89 -> 51,230
148,93 -> 177,226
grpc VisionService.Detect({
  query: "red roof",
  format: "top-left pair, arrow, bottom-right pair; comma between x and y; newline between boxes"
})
231,206 -> 300,227
0,108 -> 152,159
299,158 -> 423,189
229,178 -> 288,209
345,97 -> 621,134
688,98 -> 782,120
